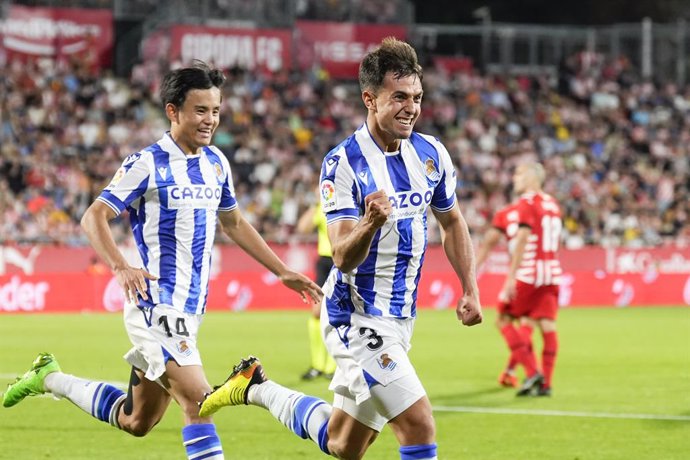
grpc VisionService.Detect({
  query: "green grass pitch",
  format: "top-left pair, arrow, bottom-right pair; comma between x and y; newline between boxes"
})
1,307 -> 688,459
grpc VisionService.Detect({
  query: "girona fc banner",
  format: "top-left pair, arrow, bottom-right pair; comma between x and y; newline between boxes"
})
169,25 -> 291,72
0,5 -> 113,67
295,21 -> 407,78
0,244 -> 689,313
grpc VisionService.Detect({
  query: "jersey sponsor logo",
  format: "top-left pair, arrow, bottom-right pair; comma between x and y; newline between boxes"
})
358,170 -> 369,186
321,179 -> 337,211
157,166 -> 168,179
425,159 -> 441,181
168,185 -> 222,209
388,190 -> 433,218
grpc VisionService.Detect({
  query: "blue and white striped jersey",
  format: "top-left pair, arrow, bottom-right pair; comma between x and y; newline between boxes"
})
320,124 -> 457,323
98,133 -> 237,314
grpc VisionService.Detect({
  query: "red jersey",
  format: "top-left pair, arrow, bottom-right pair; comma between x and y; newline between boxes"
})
491,202 -> 520,244
515,192 -> 562,286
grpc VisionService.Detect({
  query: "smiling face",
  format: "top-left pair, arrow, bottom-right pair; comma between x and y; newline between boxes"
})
363,72 -> 422,152
167,87 -> 221,155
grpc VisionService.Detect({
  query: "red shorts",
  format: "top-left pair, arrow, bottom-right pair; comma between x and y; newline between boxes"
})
505,281 -> 559,320
496,300 -> 512,315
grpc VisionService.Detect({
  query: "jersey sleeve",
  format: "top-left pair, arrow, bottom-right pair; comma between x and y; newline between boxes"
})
210,146 -> 238,212
97,151 -> 151,216
429,141 -> 457,212
491,208 -> 506,231
516,197 -> 537,229
320,150 -> 359,224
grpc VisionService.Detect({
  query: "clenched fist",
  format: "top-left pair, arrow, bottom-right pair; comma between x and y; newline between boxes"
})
364,190 -> 392,228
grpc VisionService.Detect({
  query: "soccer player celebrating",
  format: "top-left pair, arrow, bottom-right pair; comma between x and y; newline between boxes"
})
476,202 -> 538,388
199,37 -> 482,460
500,162 -> 563,397
2,61 -> 321,459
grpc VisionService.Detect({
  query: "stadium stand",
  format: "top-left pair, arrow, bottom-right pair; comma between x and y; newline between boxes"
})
0,3 -> 688,249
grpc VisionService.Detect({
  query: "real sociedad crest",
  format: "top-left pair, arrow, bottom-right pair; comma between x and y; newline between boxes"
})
425,159 -> 441,181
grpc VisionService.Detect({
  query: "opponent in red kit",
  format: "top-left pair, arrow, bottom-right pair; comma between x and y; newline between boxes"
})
500,162 -> 562,397
476,202 -> 536,388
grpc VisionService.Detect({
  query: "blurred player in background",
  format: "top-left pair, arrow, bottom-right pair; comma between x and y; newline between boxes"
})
2,61 -> 321,459
199,37 -> 482,460
500,162 -> 562,397
296,195 -> 337,381
476,202 -> 537,389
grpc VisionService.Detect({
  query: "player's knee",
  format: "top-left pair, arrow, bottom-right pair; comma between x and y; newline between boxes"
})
409,416 -> 435,442
327,439 -> 368,460
122,417 -> 157,437
539,318 -> 556,332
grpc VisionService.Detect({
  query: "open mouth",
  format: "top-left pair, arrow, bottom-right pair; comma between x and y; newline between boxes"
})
396,118 -> 413,127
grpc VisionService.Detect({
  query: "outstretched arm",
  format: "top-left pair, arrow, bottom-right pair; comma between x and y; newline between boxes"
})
218,208 -> 322,303
433,204 -> 483,326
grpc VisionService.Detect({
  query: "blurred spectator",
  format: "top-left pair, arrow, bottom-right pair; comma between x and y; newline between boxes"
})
0,51 -> 688,249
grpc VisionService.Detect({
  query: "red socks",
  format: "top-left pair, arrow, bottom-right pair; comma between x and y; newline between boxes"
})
541,331 -> 558,388
500,324 -> 539,377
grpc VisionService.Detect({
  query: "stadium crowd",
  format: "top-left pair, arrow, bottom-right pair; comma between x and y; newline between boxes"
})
0,51 -> 688,248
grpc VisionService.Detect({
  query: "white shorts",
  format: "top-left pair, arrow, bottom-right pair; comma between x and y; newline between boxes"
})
333,373 -> 426,432
321,306 -> 427,431
123,301 -> 203,383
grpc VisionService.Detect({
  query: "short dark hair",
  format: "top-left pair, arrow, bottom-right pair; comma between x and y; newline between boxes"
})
159,60 -> 226,108
359,37 -> 423,93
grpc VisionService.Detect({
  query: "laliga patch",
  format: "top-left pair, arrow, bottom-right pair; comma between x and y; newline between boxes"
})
321,179 -> 337,211
109,167 -> 125,187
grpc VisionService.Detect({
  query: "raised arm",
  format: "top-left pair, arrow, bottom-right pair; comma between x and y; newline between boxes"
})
327,190 -> 391,273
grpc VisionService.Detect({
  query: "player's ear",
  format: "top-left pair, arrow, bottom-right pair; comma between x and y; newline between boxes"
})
164,103 -> 178,123
362,91 -> 377,111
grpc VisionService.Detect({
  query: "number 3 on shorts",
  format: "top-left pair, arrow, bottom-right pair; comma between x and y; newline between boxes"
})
359,327 -> 384,350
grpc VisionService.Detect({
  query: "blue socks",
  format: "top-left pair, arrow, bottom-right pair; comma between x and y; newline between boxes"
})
291,395 -> 331,454
44,373 -> 125,428
400,443 -> 438,460
182,424 -> 224,459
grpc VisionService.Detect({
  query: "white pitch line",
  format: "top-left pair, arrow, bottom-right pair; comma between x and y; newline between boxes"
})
433,405 -> 690,422
2,372 -> 686,422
